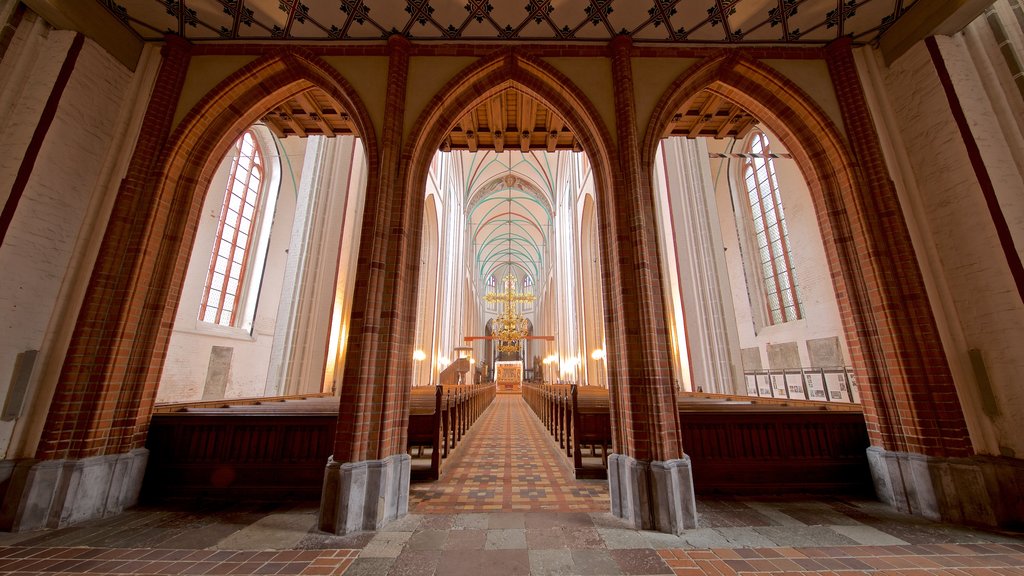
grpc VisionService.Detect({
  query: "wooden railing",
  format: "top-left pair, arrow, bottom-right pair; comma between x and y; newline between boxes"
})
151,392 -> 334,413
522,382 -> 873,495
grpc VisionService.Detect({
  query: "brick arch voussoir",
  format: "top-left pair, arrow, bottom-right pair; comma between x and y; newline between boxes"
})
641,52 -> 904,449
165,50 -> 379,197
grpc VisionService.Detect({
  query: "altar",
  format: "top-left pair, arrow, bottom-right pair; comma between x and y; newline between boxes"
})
495,361 -> 523,394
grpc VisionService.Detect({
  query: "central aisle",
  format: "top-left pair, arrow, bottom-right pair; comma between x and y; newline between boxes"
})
409,394 -> 609,513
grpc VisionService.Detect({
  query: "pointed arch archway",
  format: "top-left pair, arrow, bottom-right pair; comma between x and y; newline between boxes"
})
399,47 -> 623,441
640,53 -> 972,485
40,47 -> 379,463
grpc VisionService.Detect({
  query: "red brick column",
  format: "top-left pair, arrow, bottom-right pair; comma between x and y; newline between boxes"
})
320,34 -> 415,534
605,35 -> 695,533
606,35 -> 682,463
821,38 -> 1015,526
824,38 -> 972,459
37,35 -> 192,460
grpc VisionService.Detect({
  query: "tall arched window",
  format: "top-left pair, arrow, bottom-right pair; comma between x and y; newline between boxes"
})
200,130 -> 265,327
742,130 -> 802,325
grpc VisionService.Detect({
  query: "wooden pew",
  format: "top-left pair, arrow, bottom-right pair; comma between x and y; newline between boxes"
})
408,386 -> 444,480
678,405 -> 872,495
143,396 -> 339,501
570,385 -> 612,479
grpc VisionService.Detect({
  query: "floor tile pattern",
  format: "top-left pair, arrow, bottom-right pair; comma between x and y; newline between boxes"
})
0,546 -> 356,575
409,395 -> 608,513
661,542 -> 1024,575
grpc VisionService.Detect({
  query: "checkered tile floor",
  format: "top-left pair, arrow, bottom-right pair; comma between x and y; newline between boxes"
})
409,395 -> 609,513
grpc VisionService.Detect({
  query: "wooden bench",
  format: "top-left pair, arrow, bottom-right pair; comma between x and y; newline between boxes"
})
143,397 -> 339,500
571,385 -> 612,479
408,386 -> 444,480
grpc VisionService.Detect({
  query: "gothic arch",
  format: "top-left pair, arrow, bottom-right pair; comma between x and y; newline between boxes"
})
640,53 -> 920,452
399,48 -> 618,389
164,49 -> 379,209
42,49 -> 379,459
404,49 -> 616,217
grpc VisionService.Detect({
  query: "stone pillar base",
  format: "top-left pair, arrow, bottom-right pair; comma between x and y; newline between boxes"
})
867,447 -> 1024,527
0,449 -> 149,532
608,453 -> 697,534
318,453 -> 410,534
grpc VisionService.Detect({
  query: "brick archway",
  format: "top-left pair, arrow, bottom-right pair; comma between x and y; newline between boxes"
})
641,53 -> 972,460
40,48 -> 379,462
399,49 -> 623,452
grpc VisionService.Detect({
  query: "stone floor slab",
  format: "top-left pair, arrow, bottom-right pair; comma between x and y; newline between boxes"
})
597,528 -> 652,549
486,528 -> 528,549
828,523 -> 913,545
213,512 -> 315,550
529,549 -> 575,575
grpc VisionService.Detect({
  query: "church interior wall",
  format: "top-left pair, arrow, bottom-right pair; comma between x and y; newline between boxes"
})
0,27 -> 137,459
961,4 -> 1024,181
319,56 -> 389,139
413,193 -> 440,386
629,58 -> 700,139
760,59 -> 846,138
404,56 -> 478,143
172,55 -> 258,132
863,34 -> 1024,458
322,138 -> 369,396
706,132 -> 850,374
156,134 -> 306,402
539,57 -> 616,149
651,146 -> 693,393
271,135 -> 366,397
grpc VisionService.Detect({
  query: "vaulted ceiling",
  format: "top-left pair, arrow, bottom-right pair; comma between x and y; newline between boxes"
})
468,153 -> 553,290
98,0 -> 920,44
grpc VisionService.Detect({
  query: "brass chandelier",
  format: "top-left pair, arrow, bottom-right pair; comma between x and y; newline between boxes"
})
486,273 -> 533,353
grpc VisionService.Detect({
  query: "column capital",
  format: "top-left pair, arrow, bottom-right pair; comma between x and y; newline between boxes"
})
823,35 -> 854,60
387,32 -> 412,54
161,33 -> 191,58
609,33 -> 633,56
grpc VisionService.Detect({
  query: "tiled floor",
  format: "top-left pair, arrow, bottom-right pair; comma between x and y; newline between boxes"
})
409,395 -> 608,513
1,396 -> 1022,575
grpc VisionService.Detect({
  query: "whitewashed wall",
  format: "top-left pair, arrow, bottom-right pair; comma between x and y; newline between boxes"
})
157,135 -> 304,402
707,133 -> 850,372
858,25 -> 1024,456
0,25 -> 137,457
